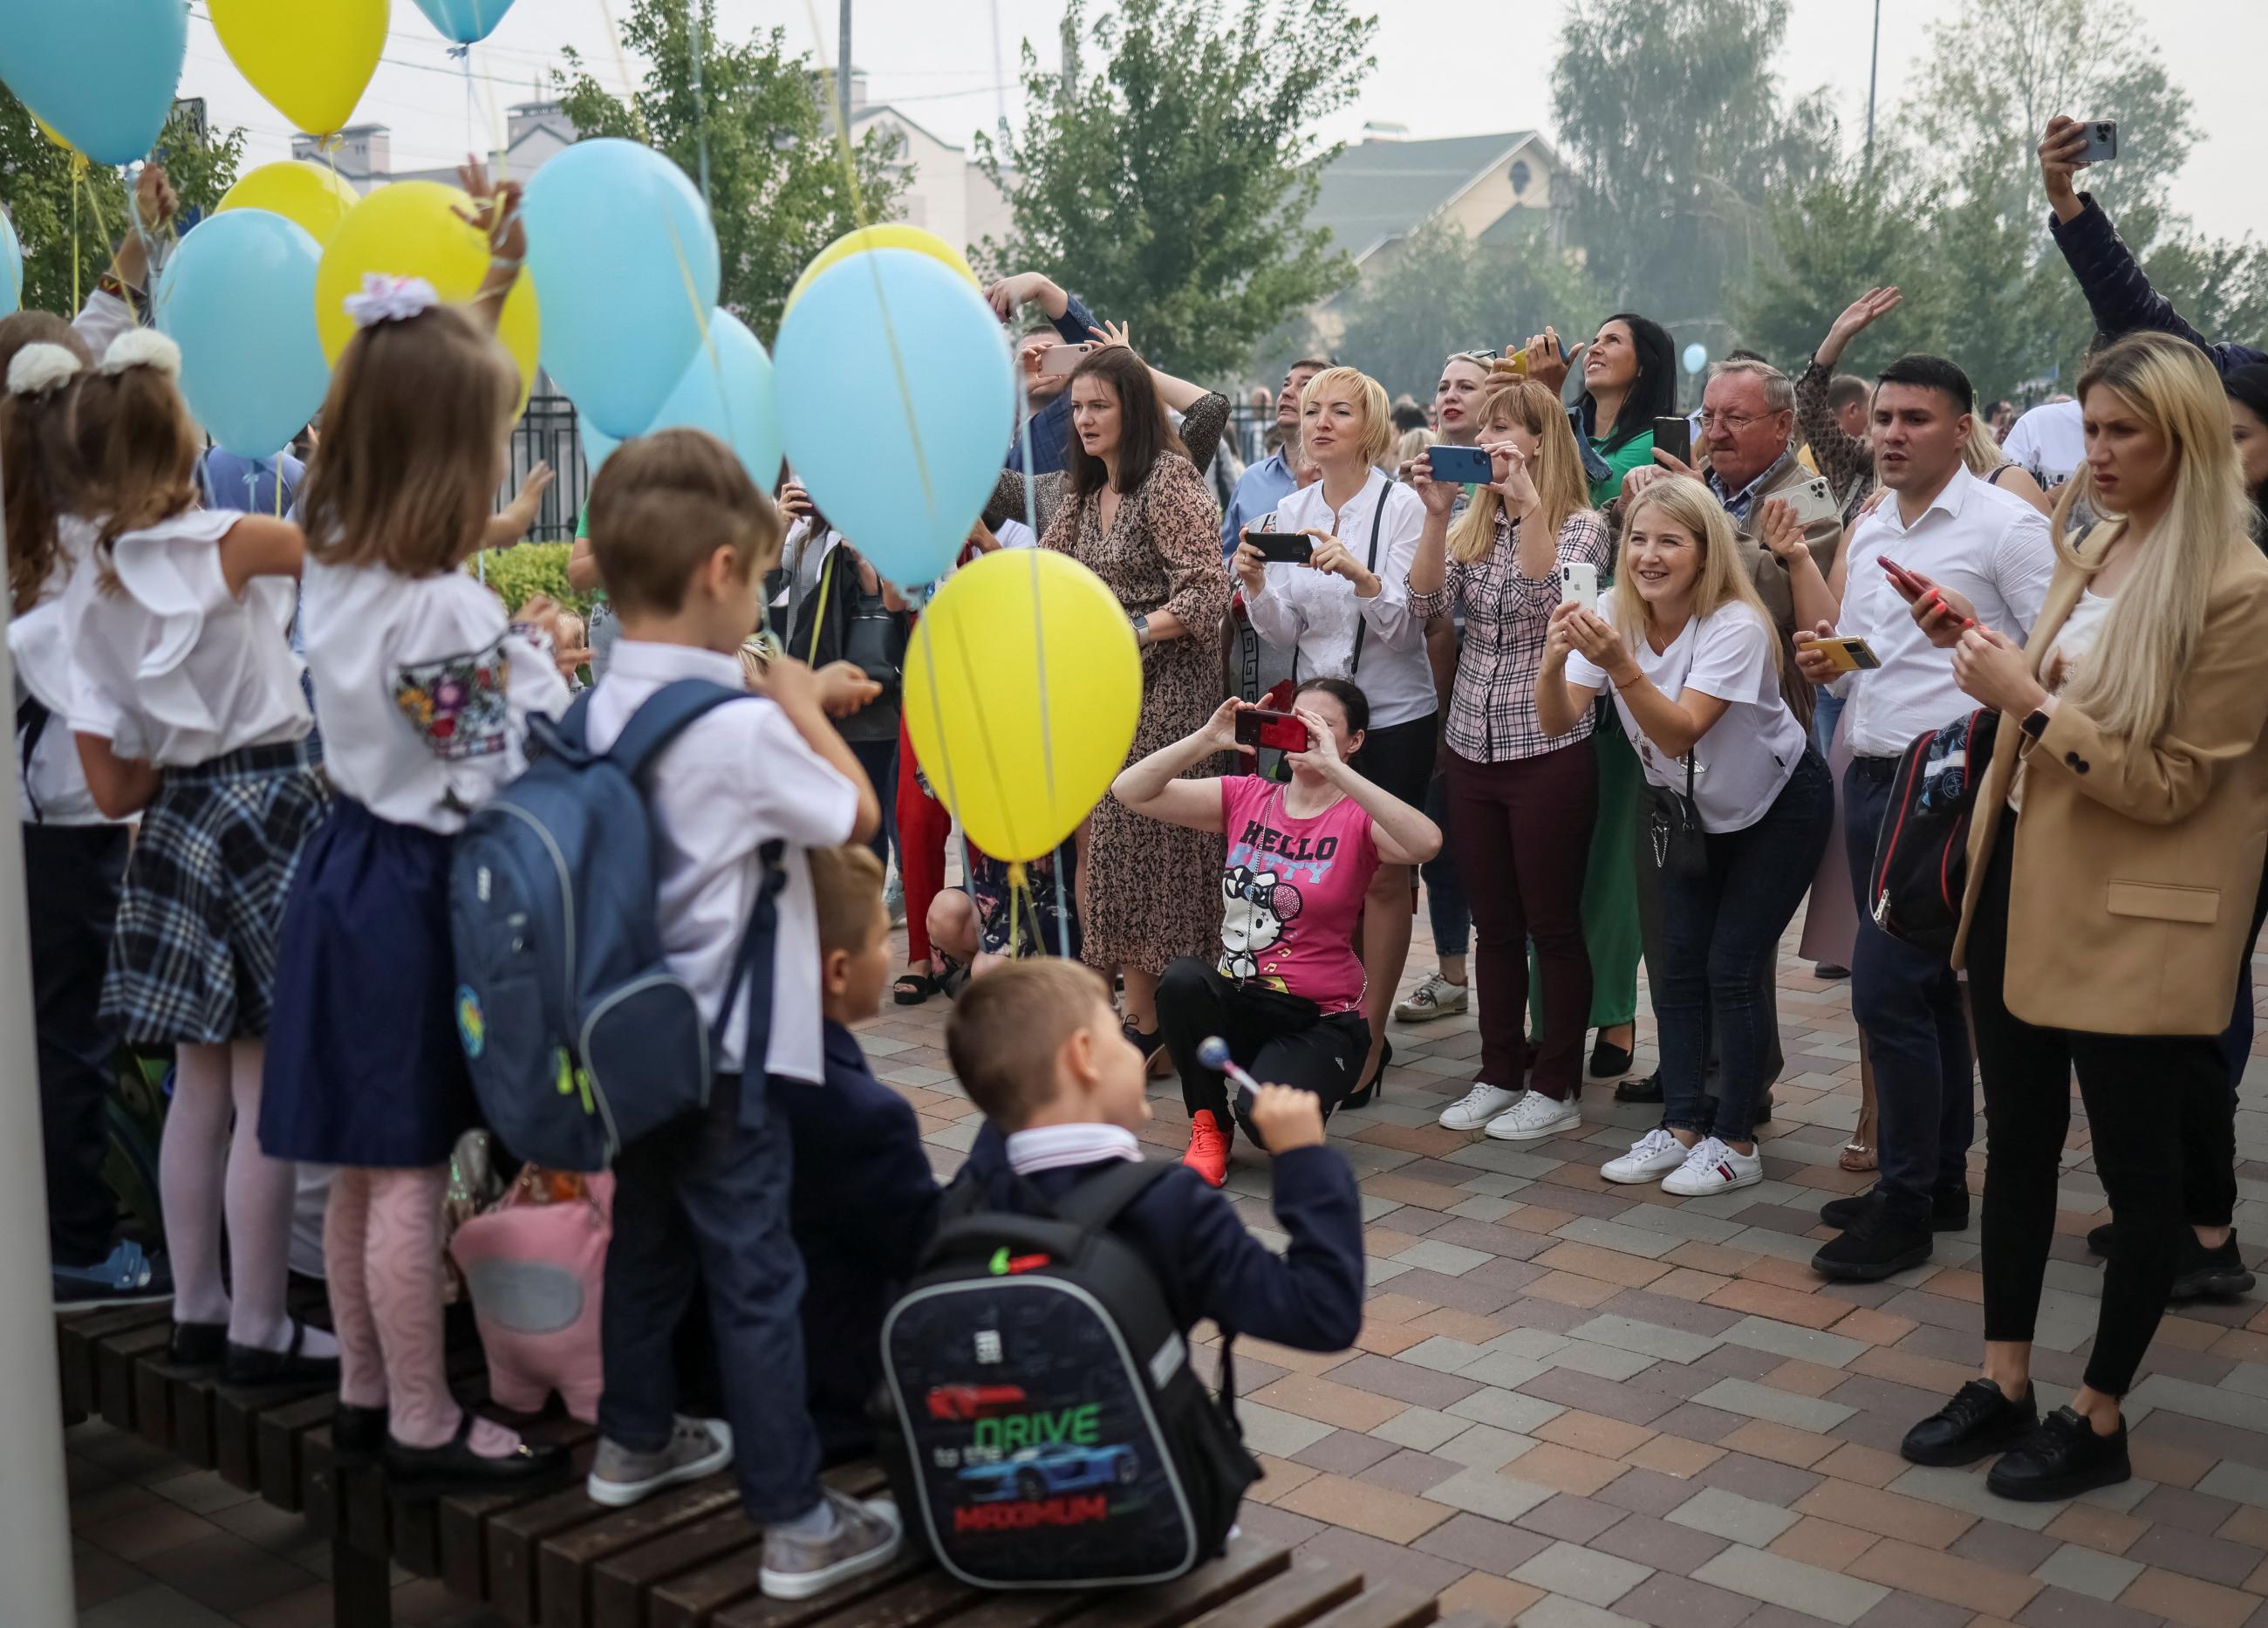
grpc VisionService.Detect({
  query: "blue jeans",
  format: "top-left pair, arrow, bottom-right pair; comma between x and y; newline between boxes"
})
1844,756 -> 1973,1227
847,734 -> 899,873
1423,770 -> 1470,959
1809,690 -> 1845,759
1655,751 -> 1834,1143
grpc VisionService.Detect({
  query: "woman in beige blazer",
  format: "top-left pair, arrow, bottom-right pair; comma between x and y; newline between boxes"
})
1895,334 -> 2268,1503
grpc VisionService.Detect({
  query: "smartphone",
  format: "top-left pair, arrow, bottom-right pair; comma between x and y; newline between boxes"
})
1428,443 -> 1493,484
2077,120 -> 2118,163
1560,560 -> 1599,613
1038,341 -> 1095,376
1500,346 -> 1528,377
1799,633 -> 1883,674
1653,415 -> 1691,466
1782,474 -> 1842,531
1879,556 -> 1933,602
1242,528 -> 1313,565
1234,708 -> 1309,752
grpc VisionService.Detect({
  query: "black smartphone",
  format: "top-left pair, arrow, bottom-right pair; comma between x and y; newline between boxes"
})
1233,708 -> 1309,752
1242,528 -> 1313,565
1653,415 -> 1691,466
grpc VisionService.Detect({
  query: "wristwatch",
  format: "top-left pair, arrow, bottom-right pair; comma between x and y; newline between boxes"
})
1131,611 -> 1151,647
2019,708 -> 2052,741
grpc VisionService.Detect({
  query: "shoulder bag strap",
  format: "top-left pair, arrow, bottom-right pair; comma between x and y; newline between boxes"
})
1348,475 -> 1393,676
16,693 -> 50,824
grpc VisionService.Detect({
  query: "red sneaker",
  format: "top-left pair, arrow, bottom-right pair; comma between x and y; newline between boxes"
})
1182,1111 -> 1232,1188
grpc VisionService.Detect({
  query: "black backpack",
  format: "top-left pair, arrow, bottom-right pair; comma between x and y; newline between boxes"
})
1865,706 -> 2000,953
878,1160 -> 1260,1589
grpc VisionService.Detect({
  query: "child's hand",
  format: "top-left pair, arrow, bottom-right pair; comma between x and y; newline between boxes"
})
134,164 -> 179,233
455,155 -> 526,265
1248,1084 -> 1325,1154
813,660 -> 884,717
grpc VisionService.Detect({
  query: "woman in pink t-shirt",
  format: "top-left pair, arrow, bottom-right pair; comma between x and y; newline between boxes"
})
1112,678 -> 1443,1187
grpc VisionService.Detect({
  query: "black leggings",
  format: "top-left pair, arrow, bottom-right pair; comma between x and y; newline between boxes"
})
1968,814 -> 2234,1398
1157,957 -> 1370,1125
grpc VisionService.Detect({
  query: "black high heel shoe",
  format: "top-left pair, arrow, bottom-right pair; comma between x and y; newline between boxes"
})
1342,1039 -> 1392,1111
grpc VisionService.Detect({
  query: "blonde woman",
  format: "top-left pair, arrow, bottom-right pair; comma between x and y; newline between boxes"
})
1405,377 -> 1613,1140
1899,333 -> 2268,1501
1537,478 -> 1831,1193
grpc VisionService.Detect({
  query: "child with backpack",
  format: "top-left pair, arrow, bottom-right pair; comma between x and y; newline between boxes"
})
256,181 -> 575,1492
576,428 -> 901,1599
780,845 -> 942,1460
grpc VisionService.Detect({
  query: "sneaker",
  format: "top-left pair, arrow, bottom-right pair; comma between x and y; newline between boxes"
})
1182,1111 -> 1232,1188
883,872 -> 906,927
1986,1406 -> 2129,1501
1438,1081 -> 1521,1132
1811,1210 -> 1933,1282
588,1417 -> 734,1508
1486,1091 -> 1580,1143
2172,1230 -> 2256,1299
1395,973 -> 1468,1023
1813,961 -> 1850,980
1822,1186 -> 1968,1234
1602,1128 -> 1689,1185
1900,1378 -> 2038,1467
51,1240 -> 171,1309
1587,1036 -> 1634,1080
760,1488 -> 902,1600
1663,1137 -> 1762,1196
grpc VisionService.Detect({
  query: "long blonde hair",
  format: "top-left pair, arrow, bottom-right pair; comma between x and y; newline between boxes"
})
1609,475 -> 1773,652
2052,333 -> 2252,746
1960,414 -> 2008,476
1446,377 -> 1589,564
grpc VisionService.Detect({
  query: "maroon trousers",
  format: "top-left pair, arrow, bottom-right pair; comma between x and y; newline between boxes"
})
1443,740 -> 1597,1099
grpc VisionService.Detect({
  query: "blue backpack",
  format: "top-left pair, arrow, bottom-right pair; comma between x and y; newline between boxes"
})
448,679 -> 786,1172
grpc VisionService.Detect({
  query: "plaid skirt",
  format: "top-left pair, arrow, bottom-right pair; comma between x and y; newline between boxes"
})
100,741 -> 327,1046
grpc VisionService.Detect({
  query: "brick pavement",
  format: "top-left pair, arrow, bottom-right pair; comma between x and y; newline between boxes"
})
61,905 -> 2268,1626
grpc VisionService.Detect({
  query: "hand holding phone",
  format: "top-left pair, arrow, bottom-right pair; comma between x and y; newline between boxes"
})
1560,560 -> 1599,613
1878,557 -> 1934,603
1241,528 -> 1314,565
1795,633 -> 1882,674
1234,708 -> 1310,753
2077,120 -> 2118,163
1652,415 -> 1691,467
1427,443 -> 1493,484
1038,341 -> 1096,376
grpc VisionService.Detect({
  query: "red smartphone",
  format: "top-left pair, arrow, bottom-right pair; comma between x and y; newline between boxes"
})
1879,557 -> 1932,601
1234,708 -> 1308,752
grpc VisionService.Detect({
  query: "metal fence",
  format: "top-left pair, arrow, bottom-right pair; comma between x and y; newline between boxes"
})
502,393 -> 588,544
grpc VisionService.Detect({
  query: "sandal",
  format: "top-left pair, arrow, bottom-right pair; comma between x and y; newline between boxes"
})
893,968 -> 941,1006
1839,1140 -> 1877,1173
1123,1020 -> 1173,1078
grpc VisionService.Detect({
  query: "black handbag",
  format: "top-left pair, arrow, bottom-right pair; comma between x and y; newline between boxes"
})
1646,749 -> 1708,880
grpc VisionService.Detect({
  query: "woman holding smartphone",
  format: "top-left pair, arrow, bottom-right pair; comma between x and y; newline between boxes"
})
1897,334 -> 2268,1501
1116,680 -> 1441,1186
1537,478 -> 1834,1192
1234,366 -> 1434,1103
1405,376 -> 1613,1141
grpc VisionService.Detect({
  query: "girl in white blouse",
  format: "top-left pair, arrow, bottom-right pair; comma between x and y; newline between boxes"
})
1537,477 -> 1834,1195
258,189 -> 570,1493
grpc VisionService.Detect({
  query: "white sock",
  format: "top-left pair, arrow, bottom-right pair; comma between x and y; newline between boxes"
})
775,1497 -> 841,1540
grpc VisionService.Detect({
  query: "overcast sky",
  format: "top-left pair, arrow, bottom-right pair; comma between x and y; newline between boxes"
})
177,0 -> 2268,243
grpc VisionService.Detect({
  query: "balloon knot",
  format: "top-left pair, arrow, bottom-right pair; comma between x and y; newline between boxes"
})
1007,861 -> 1028,889
447,44 -> 472,61
318,133 -> 347,154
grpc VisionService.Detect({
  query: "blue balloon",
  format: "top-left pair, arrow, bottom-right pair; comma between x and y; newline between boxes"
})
155,210 -> 331,459
409,0 -> 519,44
582,308 -> 782,489
523,139 -> 719,441
0,211 -> 20,318
0,0 -> 187,167
775,250 -> 1016,587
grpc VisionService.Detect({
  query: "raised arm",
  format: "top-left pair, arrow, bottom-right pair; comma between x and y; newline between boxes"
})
1800,288 -> 1898,496
455,158 -> 525,338
1759,496 -> 1841,628
1110,698 -> 1242,828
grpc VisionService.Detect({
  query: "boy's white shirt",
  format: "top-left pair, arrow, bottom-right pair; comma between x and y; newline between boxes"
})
1006,1123 -> 1141,1173
583,639 -> 859,1082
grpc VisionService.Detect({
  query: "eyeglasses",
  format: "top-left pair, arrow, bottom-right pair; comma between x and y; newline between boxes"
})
1698,410 -> 1772,433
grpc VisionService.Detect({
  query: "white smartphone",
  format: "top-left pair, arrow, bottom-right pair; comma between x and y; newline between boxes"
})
1559,561 -> 1598,613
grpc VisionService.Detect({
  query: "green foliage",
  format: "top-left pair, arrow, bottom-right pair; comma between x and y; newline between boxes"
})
1332,220 -> 1606,402
0,92 -> 243,317
556,0 -> 908,343
468,543 -> 590,617
976,0 -> 1377,381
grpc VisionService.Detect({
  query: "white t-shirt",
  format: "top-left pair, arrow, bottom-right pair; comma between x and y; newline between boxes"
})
63,509 -> 311,766
300,558 -> 570,833
583,640 -> 860,1081
2010,586 -> 2115,811
2001,400 -> 2085,488
1566,599 -> 1810,833
1246,469 -> 1434,728
10,517 -> 116,824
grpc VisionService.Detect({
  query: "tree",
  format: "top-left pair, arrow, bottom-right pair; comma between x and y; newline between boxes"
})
1,92 -> 243,317
1331,220 -> 1604,402
976,0 -> 1377,381
556,0 -> 907,342
1549,0 -> 1837,364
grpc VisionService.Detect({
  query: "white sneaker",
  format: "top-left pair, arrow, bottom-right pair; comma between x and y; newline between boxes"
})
1396,973 -> 1469,1023
587,1416 -> 734,1507
1485,1091 -> 1580,1142
1662,1136 -> 1763,1196
1439,1081 -> 1521,1131
1601,1127 -> 1688,1185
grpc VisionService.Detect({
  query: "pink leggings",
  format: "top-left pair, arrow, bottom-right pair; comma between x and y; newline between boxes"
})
325,1166 -> 520,1454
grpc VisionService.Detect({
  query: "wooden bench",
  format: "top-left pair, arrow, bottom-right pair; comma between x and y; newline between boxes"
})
56,1304 -> 1468,1628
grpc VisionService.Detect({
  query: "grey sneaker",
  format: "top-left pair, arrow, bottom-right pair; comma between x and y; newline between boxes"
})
1395,972 -> 1468,1023
760,1488 -> 902,1600
586,1416 -> 734,1508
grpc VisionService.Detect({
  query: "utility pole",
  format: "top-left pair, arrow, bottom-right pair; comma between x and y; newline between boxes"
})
1863,0 -> 1882,178
839,0 -> 853,131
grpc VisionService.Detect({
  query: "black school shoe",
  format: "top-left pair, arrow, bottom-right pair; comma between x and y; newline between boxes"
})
223,1319 -> 341,1387
1901,1378 -> 2039,1467
1811,1208 -> 1933,1282
168,1320 -> 228,1370
1987,1406 -> 2130,1501
383,1411 -> 570,1498
1821,1185 -> 1969,1234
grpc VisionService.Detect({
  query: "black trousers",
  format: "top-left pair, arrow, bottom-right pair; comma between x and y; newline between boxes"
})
1157,958 -> 1370,1125
599,1075 -> 819,1522
27,824 -> 131,1267
1967,814 -> 2231,1397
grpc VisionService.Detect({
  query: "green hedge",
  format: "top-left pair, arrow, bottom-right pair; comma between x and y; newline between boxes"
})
466,542 -> 593,617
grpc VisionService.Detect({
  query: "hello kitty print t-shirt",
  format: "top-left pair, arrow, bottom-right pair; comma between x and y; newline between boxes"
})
1216,775 -> 1380,1014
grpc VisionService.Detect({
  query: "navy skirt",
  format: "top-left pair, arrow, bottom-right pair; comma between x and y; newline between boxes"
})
260,798 -> 481,1167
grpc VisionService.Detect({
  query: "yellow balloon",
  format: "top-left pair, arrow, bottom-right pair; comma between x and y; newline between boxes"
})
217,161 -> 364,245
36,117 -> 73,153
209,0 -> 386,138
783,225 -> 980,317
903,549 -> 1140,864
315,182 -> 542,411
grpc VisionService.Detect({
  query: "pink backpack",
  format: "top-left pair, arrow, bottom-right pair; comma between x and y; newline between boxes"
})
447,1169 -> 612,1422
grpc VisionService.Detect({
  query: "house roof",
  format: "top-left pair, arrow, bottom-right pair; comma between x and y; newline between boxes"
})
1309,131 -> 1543,261
850,103 -> 963,155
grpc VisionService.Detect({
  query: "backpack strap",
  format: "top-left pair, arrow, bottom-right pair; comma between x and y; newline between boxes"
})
605,678 -> 751,781
1046,1157 -> 1177,1233
16,692 -> 51,824
708,838 -> 788,1064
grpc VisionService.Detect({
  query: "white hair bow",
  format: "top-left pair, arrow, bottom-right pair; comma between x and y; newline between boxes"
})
6,342 -> 85,398
100,327 -> 181,379
344,273 -> 441,329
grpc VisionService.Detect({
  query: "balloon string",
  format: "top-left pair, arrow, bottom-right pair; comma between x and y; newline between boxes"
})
1006,860 -> 1027,959
71,161 -> 81,311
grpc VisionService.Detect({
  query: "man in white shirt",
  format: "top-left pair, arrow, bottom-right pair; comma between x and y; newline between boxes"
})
2000,396 -> 2085,489
1797,353 -> 2055,1284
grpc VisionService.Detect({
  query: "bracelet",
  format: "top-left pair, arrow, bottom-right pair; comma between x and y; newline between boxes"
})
1614,672 -> 1644,692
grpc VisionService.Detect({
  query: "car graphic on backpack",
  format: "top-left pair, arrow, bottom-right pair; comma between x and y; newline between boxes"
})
956,1442 -> 1139,1503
